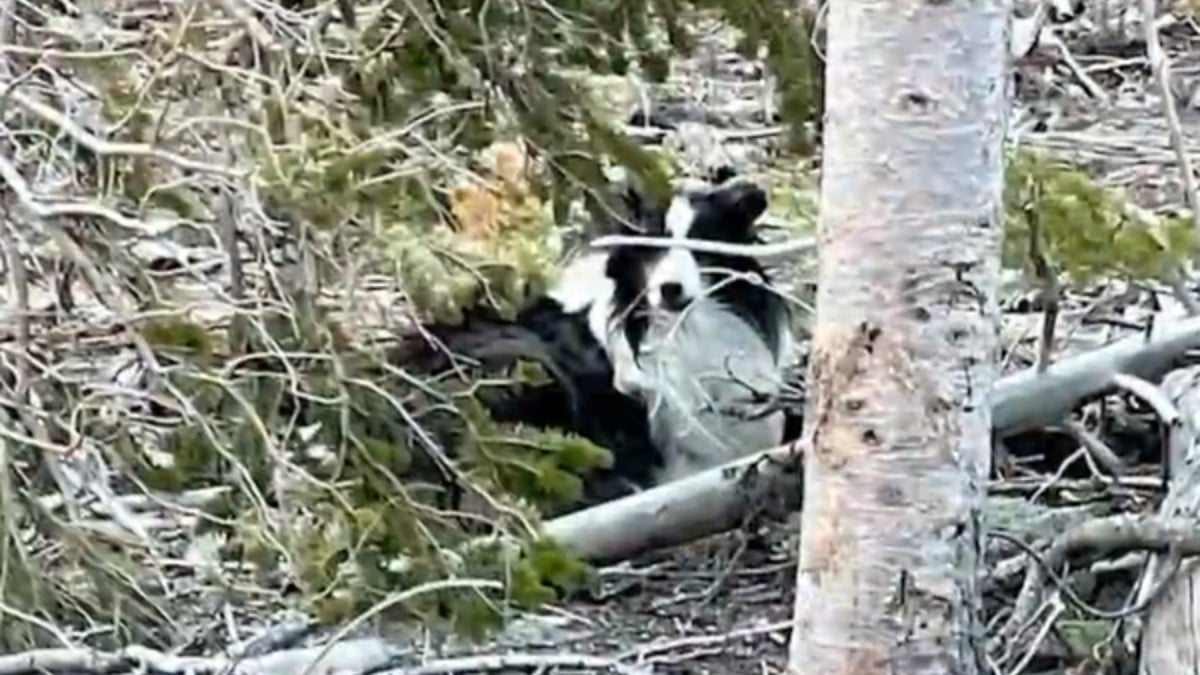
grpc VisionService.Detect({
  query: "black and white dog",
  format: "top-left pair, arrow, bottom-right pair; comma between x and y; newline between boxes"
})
428,172 -> 797,506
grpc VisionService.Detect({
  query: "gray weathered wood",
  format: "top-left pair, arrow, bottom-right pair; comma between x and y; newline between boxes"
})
1139,365 -> 1200,674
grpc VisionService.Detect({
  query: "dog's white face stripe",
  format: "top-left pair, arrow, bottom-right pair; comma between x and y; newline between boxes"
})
549,252 -> 611,314
647,195 -> 704,309
646,248 -> 702,307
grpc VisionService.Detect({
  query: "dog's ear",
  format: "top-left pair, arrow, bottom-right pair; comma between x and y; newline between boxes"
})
604,172 -> 656,234
617,183 -> 645,232
710,165 -> 739,185
713,179 -> 768,226
583,171 -> 641,237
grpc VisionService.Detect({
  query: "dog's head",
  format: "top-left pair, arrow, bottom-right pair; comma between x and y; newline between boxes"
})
603,171 -> 775,353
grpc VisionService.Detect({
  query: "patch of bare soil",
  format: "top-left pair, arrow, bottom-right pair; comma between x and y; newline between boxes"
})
555,523 -> 798,674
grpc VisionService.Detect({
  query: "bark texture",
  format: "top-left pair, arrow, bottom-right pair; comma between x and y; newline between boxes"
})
1140,366 -> 1200,674
787,1 -> 1011,674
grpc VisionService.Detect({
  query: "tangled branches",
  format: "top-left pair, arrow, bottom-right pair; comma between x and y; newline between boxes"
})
0,0 -> 821,654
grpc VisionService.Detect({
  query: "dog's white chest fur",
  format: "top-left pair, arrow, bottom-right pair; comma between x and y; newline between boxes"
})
635,300 -> 787,483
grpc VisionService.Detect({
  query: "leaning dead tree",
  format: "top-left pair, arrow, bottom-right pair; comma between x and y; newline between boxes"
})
786,0 -> 1011,672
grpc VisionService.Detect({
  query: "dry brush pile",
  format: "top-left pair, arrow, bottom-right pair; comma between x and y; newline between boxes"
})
0,0 -> 828,667
0,0 -> 820,658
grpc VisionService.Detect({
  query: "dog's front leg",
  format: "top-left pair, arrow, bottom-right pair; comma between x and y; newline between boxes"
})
607,327 -> 655,399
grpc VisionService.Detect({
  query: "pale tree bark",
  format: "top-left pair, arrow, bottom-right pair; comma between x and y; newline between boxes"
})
787,1 -> 1011,674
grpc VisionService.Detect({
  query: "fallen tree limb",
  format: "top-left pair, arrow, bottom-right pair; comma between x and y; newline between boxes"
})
991,512 -> 1200,657
983,498 -> 1117,588
543,444 -> 803,564
0,638 -> 404,675
992,315 -> 1200,435
545,316 -> 1200,563
378,652 -> 652,675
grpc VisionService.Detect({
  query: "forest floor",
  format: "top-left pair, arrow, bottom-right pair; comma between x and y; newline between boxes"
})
509,522 -> 798,674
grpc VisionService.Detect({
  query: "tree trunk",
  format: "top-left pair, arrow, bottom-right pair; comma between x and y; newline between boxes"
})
787,1 -> 1011,673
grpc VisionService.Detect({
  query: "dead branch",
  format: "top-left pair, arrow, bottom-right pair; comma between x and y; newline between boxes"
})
1140,0 -> 1200,245
1140,0 -> 1200,317
0,638 -> 405,675
1063,418 -> 1129,476
587,231 -> 817,260
7,88 -> 242,181
993,512 -> 1198,653
377,653 -> 652,675
993,315 -> 1200,435
543,444 -> 802,564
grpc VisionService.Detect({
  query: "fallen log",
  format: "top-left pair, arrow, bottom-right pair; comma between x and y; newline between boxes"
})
543,444 -> 803,564
545,316 -> 1200,563
992,315 -> 1200,434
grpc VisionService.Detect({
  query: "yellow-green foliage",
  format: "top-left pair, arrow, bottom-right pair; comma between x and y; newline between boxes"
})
454,398 -> 614,512
1003,149 -> 1196,284
124,300 -> 605,637
142,318 -> 214,362
379,142 -> 562,324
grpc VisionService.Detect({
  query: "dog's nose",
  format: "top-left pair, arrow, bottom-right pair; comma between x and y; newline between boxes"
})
659,282 -> 686,308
